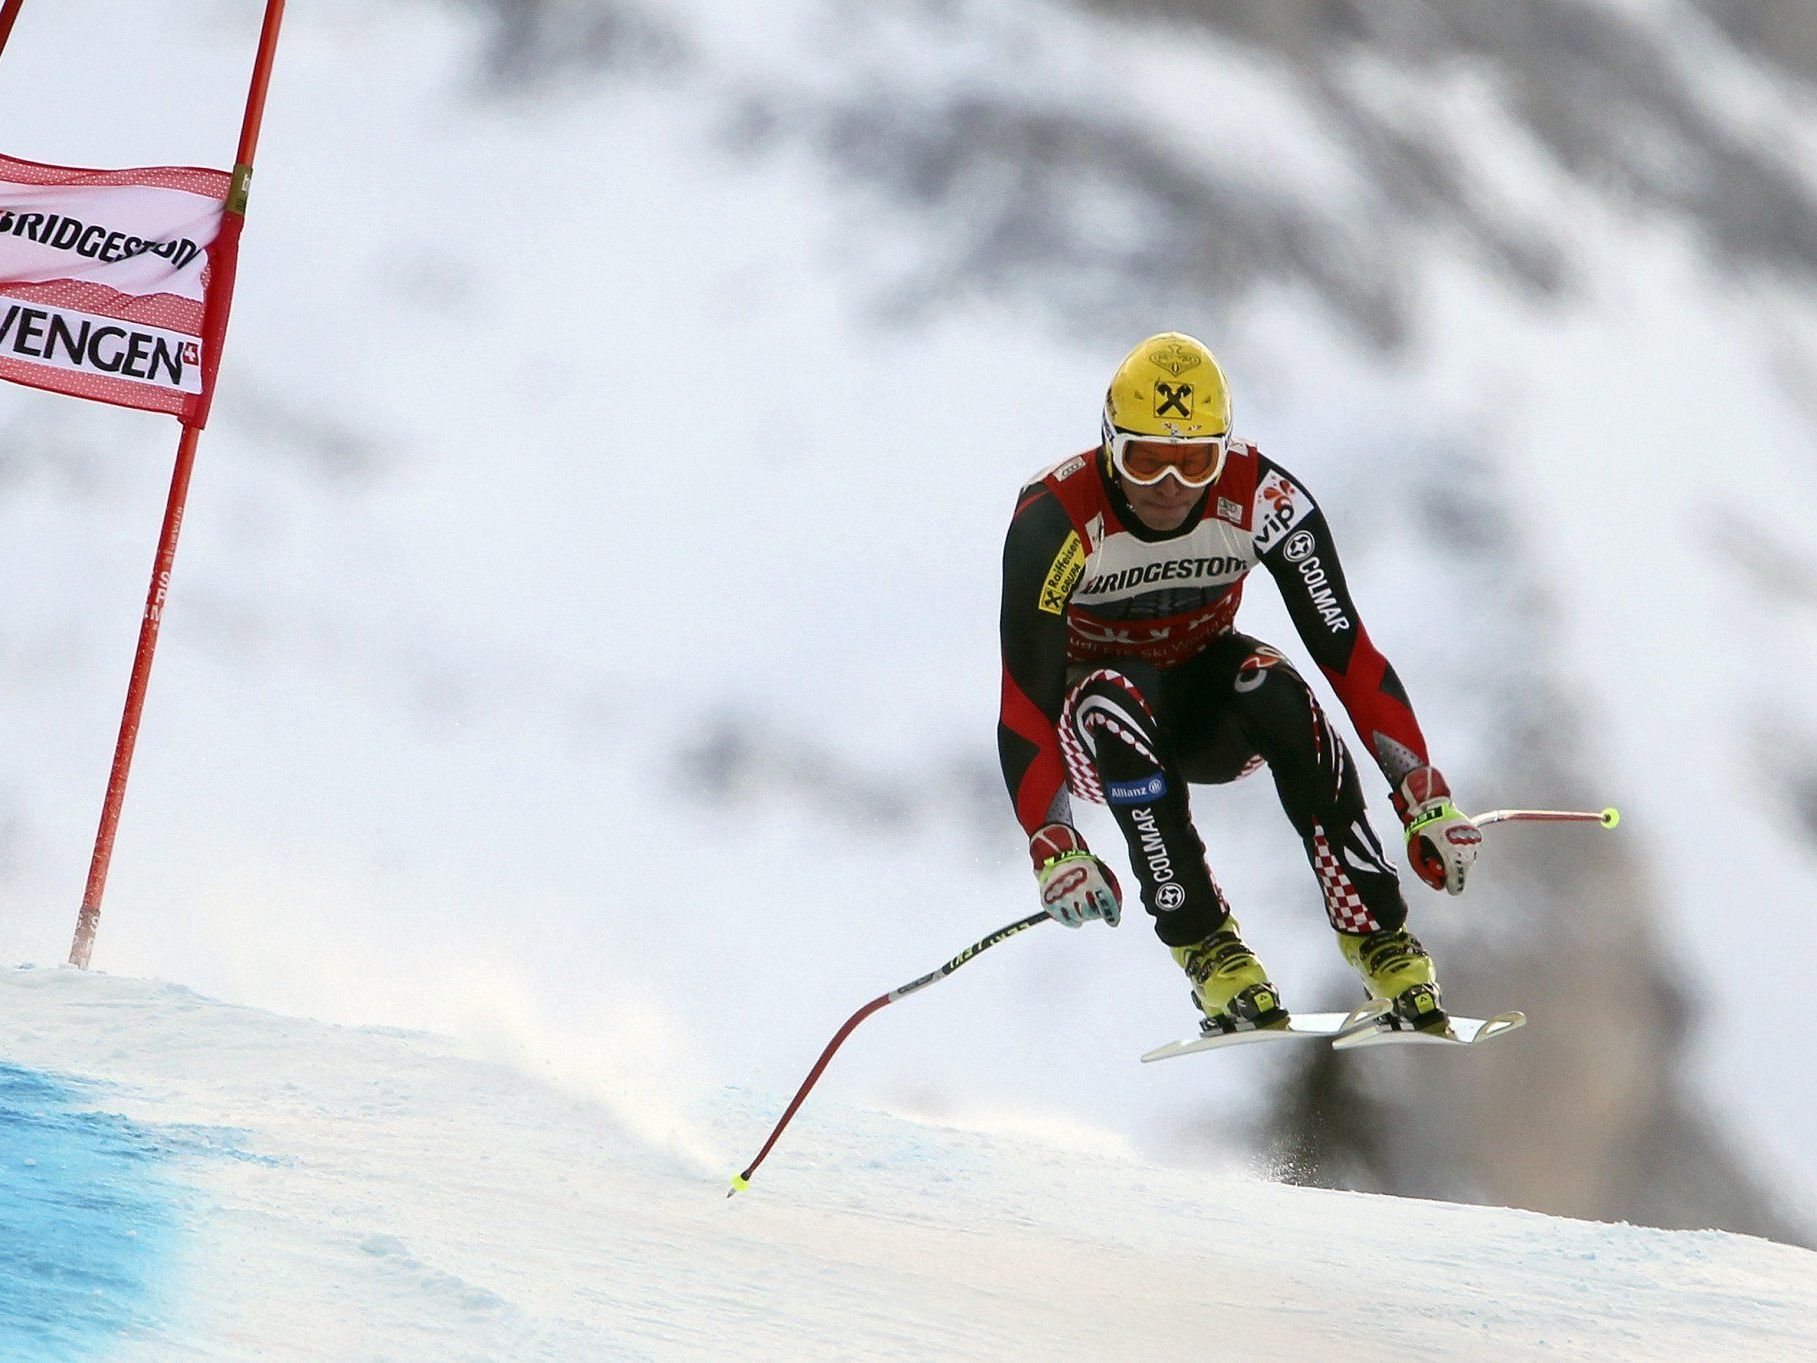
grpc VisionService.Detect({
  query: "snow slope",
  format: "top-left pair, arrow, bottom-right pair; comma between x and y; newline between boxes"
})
3,966 -> 1813,1363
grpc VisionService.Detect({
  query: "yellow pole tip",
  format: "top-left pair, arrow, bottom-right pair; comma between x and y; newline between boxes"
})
1601,807 -> 1621,828
729,1173 -> 751,1193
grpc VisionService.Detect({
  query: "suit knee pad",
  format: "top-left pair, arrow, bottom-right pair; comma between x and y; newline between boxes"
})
1059,666 -> 1165,800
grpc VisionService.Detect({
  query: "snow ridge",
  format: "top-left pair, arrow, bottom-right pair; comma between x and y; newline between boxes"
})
4,967 -> 1814,1362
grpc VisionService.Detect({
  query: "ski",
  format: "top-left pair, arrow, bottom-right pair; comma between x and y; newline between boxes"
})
1331,1009 -> 1526,1050
1140,999 -> 1391,1062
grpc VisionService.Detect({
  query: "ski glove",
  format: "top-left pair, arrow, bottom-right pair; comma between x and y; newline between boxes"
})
1030,824 -> 1122,929
1392,766 -> 1481,895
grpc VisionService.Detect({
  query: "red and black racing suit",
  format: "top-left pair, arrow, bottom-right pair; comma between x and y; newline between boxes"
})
998,443 -> 1429,947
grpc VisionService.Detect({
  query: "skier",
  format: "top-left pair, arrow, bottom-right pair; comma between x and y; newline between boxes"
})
998,332 -> 1481,1034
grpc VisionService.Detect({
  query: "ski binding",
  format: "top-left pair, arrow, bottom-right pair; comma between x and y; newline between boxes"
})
1331,1009 -> 1526,1049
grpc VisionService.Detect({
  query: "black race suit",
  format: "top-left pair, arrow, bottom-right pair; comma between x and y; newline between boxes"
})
997,443 -> 1428,947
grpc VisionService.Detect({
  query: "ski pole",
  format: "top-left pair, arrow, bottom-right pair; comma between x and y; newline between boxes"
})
728,910 -> 1051,1197
1475,806 -> 1621,829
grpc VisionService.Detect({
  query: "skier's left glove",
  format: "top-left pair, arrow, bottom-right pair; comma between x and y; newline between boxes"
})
1392,766 -> 1480,895
1030,824 -> 1122,928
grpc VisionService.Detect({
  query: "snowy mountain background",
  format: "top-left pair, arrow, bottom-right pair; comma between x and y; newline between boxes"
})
5,0 -> 1817,1284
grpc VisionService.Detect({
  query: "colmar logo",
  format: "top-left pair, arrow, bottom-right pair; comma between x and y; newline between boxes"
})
1283,529 -> 1316,563
1293,552 -> 1351,633
1155,882 -> 1186,911
1131,807 -> 1175,888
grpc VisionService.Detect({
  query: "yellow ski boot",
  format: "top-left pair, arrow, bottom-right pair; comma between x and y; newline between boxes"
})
1338,926 -> 1447,1031
1171,916 -> 1287,1035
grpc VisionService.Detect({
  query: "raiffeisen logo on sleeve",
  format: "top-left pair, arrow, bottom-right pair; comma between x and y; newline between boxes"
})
1039,531 -> 1086,614
1253,471 -> 1314,551
0,300 -> 201,393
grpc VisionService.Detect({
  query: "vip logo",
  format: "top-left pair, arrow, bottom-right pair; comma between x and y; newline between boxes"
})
1154,381 -> 1193,418
1253,472 -> 1309,550
1147,342 -> 1203,377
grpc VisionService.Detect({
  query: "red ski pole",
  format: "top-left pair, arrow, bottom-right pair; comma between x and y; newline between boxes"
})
1475,806 -> 1621,830
728,910 -> 1051,1196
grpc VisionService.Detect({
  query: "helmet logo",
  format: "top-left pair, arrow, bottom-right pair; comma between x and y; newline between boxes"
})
1147,342 -> 1203,377
1154,381 -> 1193,418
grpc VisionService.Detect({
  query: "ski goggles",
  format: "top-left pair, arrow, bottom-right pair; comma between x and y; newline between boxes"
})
1105,430 -> 1232,488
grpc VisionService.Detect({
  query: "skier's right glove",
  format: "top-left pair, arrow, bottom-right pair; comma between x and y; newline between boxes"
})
1392,765 -> 1481,895
1030,824 -> 1122,928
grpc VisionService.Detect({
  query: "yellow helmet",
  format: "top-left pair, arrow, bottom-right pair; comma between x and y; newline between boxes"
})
1101,331 -> 1232,447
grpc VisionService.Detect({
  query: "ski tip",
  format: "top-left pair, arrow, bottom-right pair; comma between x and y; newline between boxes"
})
1601,806 -> 1621,829
1340,998 -> 1393,1032
1477,1010 -> 1527,1042
727,1172 -> 751,1197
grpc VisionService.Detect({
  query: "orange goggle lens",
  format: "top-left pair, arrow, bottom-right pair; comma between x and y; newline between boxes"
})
1114,436 -> 1228,487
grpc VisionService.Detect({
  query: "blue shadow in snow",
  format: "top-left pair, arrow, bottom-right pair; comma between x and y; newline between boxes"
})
0,1062 -> 184,1361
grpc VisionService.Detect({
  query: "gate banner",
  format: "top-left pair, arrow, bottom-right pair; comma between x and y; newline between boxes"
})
0,152 -> 238,425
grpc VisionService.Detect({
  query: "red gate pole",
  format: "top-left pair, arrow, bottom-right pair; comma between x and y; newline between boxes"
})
68,0 -> 288,969
0,0 -> 27,60
69,426 -> 202,968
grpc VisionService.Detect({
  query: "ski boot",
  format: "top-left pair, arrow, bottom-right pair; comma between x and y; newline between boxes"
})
1337,926 -> 1447,1031
1171,915 -> 1288,1035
